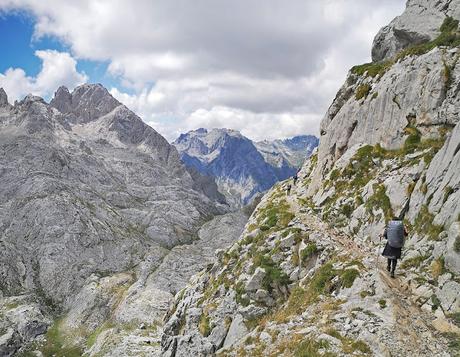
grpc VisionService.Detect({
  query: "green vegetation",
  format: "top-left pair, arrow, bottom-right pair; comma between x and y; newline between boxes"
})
355,83 -> 372,100
407,181 -> 416,195
444,186 -> 454,203
4,301 -> 20,310
282,262 -> 337,317
401,254 -> 429,269
431,257 -> 446,279
378,299 -> 387,309
257,199 -> 294,231
199,313 -> 212,337
397,16 -> 460,60
40,319 -> 83,357
340,269 -> 360,288
365,183 -> 393,222
340,203 -> 354,218
325,328 -> 371,355
403,125 -> 421,153
443,332 -> 460,353
413,205 -> 444,241
86,321 -> 115,348
235,281 -> 250,307
351,60 -> 393,78
253,254 -> 290,292
431,294 -> 442,311
300,243 -> 318,263
294,339 -> 336,357
449,312 -> 460,327
360,290 -> 375,298
352,17 -> 460,82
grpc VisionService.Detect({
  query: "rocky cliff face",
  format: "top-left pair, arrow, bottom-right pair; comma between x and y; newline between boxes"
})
161,3 -> 460,356
0,85 -> 247,356
174,129 -> 317,206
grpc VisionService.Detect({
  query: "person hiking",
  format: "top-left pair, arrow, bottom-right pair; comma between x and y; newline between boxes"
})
293,170 -> 299,186
286,181 -> 292,195
382,217 -> 407,278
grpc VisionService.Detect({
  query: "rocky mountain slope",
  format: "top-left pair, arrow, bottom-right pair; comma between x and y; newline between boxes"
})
0,84 -> 248,356
174,129 -> 318,206
161,2 -> 460,356
254,135 -> 319,169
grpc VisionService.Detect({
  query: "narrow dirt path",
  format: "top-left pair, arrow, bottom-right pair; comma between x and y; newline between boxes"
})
284,191 -> 453,356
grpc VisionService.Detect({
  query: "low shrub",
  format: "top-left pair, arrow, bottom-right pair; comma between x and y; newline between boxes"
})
340,269 -> 360,288
355,83 -> 372,100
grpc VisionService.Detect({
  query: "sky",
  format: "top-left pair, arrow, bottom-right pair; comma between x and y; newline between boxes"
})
0,0 -> 405,142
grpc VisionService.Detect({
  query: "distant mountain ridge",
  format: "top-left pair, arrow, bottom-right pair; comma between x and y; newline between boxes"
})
173,128 -> 318,205
255,134 -> 319,168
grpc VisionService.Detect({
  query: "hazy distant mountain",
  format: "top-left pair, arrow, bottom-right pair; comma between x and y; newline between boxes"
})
255,135 -> 319,168
173,128 -> 318,205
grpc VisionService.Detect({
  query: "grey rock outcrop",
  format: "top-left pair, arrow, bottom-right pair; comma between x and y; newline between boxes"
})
311,47 -> 460,190
372,0 -> 460,61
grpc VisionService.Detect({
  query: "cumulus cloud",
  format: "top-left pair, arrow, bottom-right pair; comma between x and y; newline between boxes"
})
0,0 -> 405,140
0,49 -> 87,102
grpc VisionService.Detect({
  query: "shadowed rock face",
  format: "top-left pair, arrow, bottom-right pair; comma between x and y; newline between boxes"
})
0,84 -> 226,308
174,128 -> 318,206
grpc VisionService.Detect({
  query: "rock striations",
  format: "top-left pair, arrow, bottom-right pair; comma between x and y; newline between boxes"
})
174,128 -> 318,206
0,84 -> 247,356
161,2 -> 460,356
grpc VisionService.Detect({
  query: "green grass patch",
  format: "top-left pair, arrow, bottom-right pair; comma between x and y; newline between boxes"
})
351,60 -> 394,78
444,186 -> 454,203
86,321 -> 115,348
40,319 -> 83,357
340,269 -> 360,288
365,183 -> 393,222
414,205 -> 444,241
355,83 -> 372,100
401,254 -> 429,269
294,338 -> 335,357
253,254 -> 290,292
378,299 -> 387,309
396,16 -> 460,60
300,242 -> 318,263
199,312 -> 212,337
325,328 -> 371,355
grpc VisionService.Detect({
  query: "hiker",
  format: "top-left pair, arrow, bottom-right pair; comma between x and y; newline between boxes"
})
382,217 -> 407,278
286,181 -> 292,195
293,170 -> 299,185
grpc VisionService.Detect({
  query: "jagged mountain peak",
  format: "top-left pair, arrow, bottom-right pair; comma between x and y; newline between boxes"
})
50,83 -> 121,123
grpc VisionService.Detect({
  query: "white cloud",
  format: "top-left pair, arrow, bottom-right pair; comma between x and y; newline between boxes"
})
0,0 -> 406,140
0,49 -> 87,102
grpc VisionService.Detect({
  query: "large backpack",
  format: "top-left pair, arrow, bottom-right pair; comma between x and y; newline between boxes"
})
387,220 -> 404,248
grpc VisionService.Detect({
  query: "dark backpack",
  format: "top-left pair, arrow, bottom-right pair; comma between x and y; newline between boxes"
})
387,220 -> 404,248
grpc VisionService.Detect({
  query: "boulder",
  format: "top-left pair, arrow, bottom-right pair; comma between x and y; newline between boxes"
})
444,222 -> 460,275
223,314 -> 248,348
437,281 -> 460,312
245,267 -> 266,292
